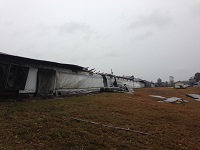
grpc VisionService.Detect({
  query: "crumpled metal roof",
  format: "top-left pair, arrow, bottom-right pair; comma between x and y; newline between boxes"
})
0,52 -> 84,71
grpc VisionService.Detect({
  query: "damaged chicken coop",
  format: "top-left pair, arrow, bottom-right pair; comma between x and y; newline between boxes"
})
0,53 -> 135,99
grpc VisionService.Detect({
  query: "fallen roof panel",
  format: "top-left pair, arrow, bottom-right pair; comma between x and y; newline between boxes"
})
186,94 -> 200,101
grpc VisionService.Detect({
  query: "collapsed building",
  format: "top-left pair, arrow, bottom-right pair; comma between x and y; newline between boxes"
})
0,53 -> 135,99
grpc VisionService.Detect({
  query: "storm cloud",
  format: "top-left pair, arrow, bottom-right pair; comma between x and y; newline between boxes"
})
0,0 -> 199,82
129,10 -> 172,30
59,22 -> 92,34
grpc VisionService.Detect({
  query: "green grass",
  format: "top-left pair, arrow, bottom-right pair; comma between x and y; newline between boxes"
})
0,88 -> 200,149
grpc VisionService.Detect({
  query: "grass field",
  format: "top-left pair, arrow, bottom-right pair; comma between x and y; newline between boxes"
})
0,87 -> 200,149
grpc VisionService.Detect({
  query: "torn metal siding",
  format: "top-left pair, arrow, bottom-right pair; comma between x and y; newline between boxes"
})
0,52 -> 136,98
6,65 -> 29,90
56,69 -> 104,89
0,64 -> 29,91
0,63 -> 29,98
19,68 -> 38,93
105,76 -> 115,87
37,68 -> 56,96
0,53 -> 85,98
55,69 -> 105,96
102,75 -> 108,87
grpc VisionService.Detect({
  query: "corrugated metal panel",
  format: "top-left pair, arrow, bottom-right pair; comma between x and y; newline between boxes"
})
19,68 -> 38,93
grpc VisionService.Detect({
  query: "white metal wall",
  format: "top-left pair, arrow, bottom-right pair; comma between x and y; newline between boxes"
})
116,78 -> 134,88
56,69 -> 104,89
133,81 -> 145,88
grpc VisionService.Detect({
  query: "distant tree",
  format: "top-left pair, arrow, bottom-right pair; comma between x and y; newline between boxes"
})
165,81 -> 169,87
157,78 -> 162,87
194,72 -> 200,82
157,78 -> 161,83
189,77 -> 195,86
169,76 -> 174,87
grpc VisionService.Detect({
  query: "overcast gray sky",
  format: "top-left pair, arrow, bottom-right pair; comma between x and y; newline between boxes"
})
0,0 -> 200,82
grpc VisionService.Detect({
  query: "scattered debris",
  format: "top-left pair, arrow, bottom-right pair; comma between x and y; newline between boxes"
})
150,95 -> 188,103
149,95 -> 166,99
186,94 -> 200,101
174,81 -> 187,89
69,117 -> 150,135
161,97 -> 188,103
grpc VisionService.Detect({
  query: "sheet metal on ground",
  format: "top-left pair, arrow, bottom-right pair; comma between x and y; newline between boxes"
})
150,95 -> 188,103
149,95 -> 166,99
187,94 -> 200,101
161,97 -> 188,103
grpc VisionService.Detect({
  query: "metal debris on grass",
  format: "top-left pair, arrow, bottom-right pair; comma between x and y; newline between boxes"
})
149,95 -> 166,99
160,97 -> 188,103
186,94 -> 200,101
150,95 -> 188,103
